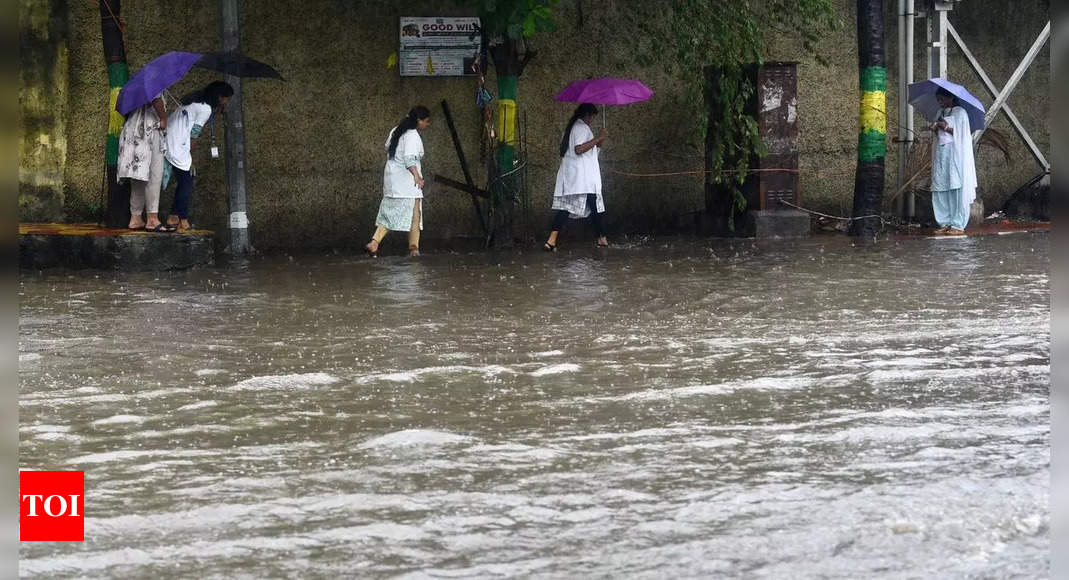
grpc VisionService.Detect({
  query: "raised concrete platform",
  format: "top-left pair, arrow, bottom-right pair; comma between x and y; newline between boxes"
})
891,220 -> 1049,239
19,223 -> 215,270
746,209 -> 811,239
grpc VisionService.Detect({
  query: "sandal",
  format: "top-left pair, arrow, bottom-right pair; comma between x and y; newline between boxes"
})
145,223 -> 175,232
408,246 -> 420,257
364,240 -> 379,257
543,242 -> 557,252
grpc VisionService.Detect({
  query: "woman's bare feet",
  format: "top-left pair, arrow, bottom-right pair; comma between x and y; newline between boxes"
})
408,245 -> 420,257
128,216 -> 145,229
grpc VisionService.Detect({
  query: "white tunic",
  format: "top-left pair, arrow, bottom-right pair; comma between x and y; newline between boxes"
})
164,102 -> 212,171
383,127 -> 424,199
929,105 -> 978,211
554,119 -> 602,196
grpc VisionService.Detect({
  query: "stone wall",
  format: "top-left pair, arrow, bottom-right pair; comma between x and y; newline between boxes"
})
21,0 -> 1050,249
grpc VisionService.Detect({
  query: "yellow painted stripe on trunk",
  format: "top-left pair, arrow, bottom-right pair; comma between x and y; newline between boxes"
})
108,87 -> 125,135
497,98 -> 517,146
860,90 -> 886,134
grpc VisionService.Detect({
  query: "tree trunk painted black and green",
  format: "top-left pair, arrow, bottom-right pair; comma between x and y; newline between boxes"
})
487,38 -> 533,245
848,0 -> 886,237
100,0 -> 129,227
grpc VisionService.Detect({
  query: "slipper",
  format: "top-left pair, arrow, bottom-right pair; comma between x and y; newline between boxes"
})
145,223 -> 175,232
596,242 -> 609,248
543,242 -> 557,252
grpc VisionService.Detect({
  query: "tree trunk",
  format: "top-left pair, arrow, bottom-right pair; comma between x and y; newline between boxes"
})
487,38 -> 533,245
849,0 -> 886,237
100,0 -> 130,227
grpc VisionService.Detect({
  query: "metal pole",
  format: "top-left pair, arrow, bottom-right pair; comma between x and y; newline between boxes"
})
948,22 -> 1050,170
896,0 -> 906,217
905,0 -> 916,218
222,0 -> 252,254
979,21 -> 1050,135
927,1 -> 949,80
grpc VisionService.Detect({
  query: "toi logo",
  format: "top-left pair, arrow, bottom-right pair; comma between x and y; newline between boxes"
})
20,471 -> 84,541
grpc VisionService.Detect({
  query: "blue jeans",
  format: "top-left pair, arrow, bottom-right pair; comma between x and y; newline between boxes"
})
170,166 -> 194,220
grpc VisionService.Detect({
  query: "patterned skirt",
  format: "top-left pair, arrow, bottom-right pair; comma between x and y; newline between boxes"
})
551,192 -> 604,218
375,197 -> 423,232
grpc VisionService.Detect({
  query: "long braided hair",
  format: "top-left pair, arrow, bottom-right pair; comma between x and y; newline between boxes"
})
559,103 -> 598,157
388,105 -> 431,159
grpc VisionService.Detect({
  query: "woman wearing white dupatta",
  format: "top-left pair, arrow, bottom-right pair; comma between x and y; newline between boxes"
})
543,103 -> 609,251
366,106 -> 432,257
929,87 -> 978,235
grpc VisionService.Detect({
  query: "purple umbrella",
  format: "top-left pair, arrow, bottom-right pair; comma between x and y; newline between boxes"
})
116,51 -> 203,115
116,51 -> 283,115
907,77 -> 986,131
555,77 -> 653,127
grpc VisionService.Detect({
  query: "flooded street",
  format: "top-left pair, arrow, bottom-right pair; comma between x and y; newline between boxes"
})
19,234 -> 1049,578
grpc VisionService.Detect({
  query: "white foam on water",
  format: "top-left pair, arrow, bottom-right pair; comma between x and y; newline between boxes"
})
176,400 -> 218,411
360,365 -> 513,383
610,376 -> 816,403
21,424 -> 70,434
19,353 -> 41,363
531,350 -> 564,358
90,415 -> 145,426
530,363 -> 581,376
194,368 -> 228,376
229,372 -> 340,391
69,448 -> 215,465
359,429 -> 474,450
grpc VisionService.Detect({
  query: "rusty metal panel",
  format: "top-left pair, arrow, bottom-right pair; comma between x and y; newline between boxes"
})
752,62 -> 800,210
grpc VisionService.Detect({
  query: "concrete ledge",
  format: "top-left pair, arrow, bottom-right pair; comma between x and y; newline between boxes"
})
19,223 -> 215,270
746,210 -> 811,239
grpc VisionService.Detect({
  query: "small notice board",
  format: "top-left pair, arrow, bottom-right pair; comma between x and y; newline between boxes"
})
399,17 -> 482,77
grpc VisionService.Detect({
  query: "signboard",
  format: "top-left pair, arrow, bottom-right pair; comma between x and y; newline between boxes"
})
399,17 -> 482,77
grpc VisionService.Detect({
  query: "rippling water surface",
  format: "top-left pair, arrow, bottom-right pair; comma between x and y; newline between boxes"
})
19,234 -> 1049,578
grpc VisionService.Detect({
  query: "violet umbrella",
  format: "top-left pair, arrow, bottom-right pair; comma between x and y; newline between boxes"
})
555,77 -> 654,128
116,51 -> 283,115
907,77 -> 986,131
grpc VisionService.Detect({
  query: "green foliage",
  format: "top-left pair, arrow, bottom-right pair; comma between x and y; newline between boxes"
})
463,0 -> 558,40
627,1 -> 839,228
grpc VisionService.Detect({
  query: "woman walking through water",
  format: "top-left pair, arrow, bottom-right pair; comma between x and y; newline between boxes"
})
544,103 -> 608,251
366,106 -> 432,257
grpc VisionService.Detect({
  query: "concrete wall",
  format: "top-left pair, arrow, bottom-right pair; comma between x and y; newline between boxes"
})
18,0 -> 69,221
24,0 -> 1050,249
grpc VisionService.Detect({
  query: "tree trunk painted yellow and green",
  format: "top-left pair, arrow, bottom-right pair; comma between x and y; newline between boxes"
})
849,0 -> 886,237
100,0 -> 130,227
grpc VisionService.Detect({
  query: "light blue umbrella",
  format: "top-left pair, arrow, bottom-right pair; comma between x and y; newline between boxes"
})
907,77 -> 986,131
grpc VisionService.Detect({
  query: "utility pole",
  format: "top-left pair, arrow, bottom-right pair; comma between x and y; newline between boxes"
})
222,0 -> 252,254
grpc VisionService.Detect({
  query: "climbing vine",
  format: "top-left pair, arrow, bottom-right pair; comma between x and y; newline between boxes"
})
628,1 -> 840,227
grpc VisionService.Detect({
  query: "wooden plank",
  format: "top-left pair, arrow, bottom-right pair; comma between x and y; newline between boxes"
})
433,174 -> 489,199
440,99 -> 489,235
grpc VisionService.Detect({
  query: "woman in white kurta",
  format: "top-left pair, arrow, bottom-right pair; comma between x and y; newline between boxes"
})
929,88 -> 978,235
366,106 -> 432,257
117,95 -> 168,231
544,103 -> 609,251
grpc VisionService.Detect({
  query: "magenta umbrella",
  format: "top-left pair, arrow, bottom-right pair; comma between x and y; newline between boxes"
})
555,77 -> 653,127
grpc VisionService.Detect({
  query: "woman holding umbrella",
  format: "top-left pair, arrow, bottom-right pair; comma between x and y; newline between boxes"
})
928,87 -> 978,235
544,103 -> 609,251
118,95 -> 169,231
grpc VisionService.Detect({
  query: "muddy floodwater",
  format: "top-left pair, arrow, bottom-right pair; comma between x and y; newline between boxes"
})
19,234 -> 1049,578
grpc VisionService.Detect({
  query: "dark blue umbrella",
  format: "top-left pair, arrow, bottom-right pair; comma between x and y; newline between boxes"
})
907,77 -> 986,131
116,51 -> 202,115
116,51 -> 283,115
